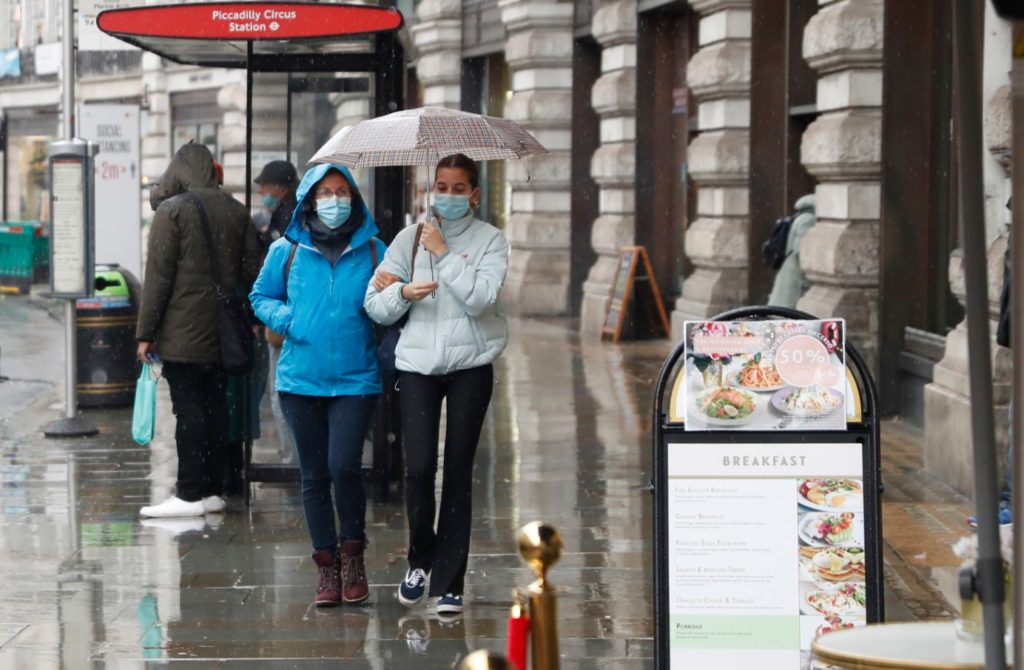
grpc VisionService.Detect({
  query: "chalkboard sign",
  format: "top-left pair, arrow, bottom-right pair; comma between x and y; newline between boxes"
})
601,246 -> 671,343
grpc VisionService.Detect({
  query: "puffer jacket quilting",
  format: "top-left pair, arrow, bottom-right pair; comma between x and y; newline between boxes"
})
364,213 -> 509,376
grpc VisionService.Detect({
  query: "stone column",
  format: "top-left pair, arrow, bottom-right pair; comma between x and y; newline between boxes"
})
923,4 -> 1013,495
140,53 -> 170,203
499,0 -> 574,315
579,0 -> 638,333
218,73 -> 287,203
410,0 -> 462,109
669,0 -> 752,337
795,0 -> 884,370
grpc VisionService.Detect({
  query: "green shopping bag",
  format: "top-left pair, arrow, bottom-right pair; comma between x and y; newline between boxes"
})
132,363 -> 158,445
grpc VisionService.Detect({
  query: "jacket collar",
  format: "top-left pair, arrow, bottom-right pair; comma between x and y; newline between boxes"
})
436,212 -> 475,239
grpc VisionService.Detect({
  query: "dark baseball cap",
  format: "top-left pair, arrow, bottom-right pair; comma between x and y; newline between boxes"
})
254,160 -> 298,186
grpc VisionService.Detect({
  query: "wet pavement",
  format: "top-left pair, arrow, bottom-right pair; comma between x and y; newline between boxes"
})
0,293 -> 978,668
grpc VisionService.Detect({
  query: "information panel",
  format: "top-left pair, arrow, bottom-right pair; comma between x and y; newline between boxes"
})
666,442 -> 866,670
80,104 -> 141,278
50,158 -> 91,297
653,307 -> 881,670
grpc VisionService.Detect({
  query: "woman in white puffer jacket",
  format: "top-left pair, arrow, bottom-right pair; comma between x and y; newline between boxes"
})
364,154 -> 509,617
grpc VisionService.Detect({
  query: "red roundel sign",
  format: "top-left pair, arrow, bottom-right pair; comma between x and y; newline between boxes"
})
97,2 -> 403,41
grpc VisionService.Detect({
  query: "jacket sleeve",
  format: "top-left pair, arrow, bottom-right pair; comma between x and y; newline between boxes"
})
136,204 -> 180,341
436,230 -> 509,317
250,243 -> 294,336
364,235 -> 413,326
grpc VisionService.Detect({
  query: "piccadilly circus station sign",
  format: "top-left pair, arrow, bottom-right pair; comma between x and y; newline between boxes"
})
97,2 -> 403,40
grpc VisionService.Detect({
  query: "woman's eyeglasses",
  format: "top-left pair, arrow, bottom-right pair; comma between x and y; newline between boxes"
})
314,188 -> 350,199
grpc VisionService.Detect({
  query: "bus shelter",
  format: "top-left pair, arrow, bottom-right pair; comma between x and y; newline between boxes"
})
98,2 -> 406,501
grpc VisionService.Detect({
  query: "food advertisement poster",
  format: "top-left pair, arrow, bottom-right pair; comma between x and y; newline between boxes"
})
666,442 -> 867,669
681,320 -> 847,432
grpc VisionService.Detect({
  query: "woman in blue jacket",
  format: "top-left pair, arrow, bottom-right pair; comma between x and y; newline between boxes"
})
251,164 -> 384,607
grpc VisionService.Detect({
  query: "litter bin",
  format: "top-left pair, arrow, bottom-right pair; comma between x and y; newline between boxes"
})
0,222 -> 39,295
76,264 -> 141,408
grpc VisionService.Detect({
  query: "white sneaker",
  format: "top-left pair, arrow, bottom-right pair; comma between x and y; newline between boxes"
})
140,517 -> 206,535
202,495 -> 226,513
140,496 -> 206,518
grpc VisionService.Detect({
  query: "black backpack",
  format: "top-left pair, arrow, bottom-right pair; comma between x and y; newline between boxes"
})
762,214 -> 795,270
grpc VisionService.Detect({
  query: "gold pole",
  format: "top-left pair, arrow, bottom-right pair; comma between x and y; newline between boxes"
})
518,521 -> 564,670
459,650 -> 514,670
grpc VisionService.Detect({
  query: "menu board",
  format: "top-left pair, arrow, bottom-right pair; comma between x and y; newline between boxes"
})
681,320 -> 847,431
666,442 -> 867,670
50,158 -> 90,297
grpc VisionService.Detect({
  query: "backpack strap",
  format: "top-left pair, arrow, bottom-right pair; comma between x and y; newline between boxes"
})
410,224 -> 423,280
282,242 -> 298,300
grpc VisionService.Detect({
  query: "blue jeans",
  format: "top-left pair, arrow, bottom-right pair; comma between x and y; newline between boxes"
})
279,392 -> 377,552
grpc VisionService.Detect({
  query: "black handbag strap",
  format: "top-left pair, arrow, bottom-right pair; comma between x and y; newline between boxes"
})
185,192 -> 227,298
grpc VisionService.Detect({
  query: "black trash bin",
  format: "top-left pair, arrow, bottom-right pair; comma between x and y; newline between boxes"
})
76,264 -> 141,408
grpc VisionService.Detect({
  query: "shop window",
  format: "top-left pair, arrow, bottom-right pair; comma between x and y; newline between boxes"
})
171,90 -> 221,161
171,122 -> 219,160
2,107 -> 58,223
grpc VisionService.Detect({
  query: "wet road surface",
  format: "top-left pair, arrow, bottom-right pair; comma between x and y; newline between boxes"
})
0,295 -> 974,668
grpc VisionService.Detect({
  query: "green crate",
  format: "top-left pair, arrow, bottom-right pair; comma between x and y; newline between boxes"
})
0,224 -> 37,294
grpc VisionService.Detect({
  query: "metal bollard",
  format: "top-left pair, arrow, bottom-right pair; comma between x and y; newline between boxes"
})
518,521 -> 564,670
460,650 -> 514,670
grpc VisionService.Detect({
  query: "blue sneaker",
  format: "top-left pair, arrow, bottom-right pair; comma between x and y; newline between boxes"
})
398,568 -> 428,606
436,593 -> 463,615
967,499 -> 1013,528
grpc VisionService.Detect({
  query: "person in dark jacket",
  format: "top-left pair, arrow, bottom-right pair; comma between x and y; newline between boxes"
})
251,164 -> 384,607
255,160 -> 299,251
136,143 -> 262,519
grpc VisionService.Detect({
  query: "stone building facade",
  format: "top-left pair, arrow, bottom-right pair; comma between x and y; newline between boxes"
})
0,0 -> 1017,498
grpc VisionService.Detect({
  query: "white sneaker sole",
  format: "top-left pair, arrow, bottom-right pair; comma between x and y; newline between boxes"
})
398,590 -> 425,607
436,602 -> 463,615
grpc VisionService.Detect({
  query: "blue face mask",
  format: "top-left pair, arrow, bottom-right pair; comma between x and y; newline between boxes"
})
433,194 -> 472,221
315,196 -> 352,229
262,194 -> 281,210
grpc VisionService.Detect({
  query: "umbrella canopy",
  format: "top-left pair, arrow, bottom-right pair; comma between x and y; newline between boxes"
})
308,106 -> 548,168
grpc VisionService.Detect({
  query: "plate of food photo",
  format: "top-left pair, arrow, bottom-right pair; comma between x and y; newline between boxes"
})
798,479 -> 864,512
814,614 -> 863,637
771,385 -> 844,418
799,512 -> 862,548
799,546 -> 866,585
693,386 -> 758,426
728,355 -> 787,393
801,583 -> 866,617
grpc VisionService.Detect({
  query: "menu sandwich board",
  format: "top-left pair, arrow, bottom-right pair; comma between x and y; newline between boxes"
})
653,310 -> 882,670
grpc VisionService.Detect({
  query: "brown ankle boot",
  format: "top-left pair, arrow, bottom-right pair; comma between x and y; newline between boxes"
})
312,549 -> 341,607
339,539 -> 369,604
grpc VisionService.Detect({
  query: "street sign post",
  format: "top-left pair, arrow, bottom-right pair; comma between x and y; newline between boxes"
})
43,0 -> 98,438
652,307 -> 882,670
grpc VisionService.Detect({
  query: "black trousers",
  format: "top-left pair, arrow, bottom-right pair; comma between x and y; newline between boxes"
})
400,364 -> 493,597
162,361 -> 228,502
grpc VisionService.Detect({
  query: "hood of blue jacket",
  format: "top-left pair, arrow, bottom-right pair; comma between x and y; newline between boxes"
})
285,163 -> 378,249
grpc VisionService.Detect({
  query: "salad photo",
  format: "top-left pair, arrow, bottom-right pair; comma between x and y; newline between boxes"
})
799,512 -> 862,547
798,479 -> 864,511
694,387 -> 757,424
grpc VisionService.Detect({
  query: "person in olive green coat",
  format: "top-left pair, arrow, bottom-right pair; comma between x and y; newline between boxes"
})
135,143 -> 262,519
768,194 -> 816,309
